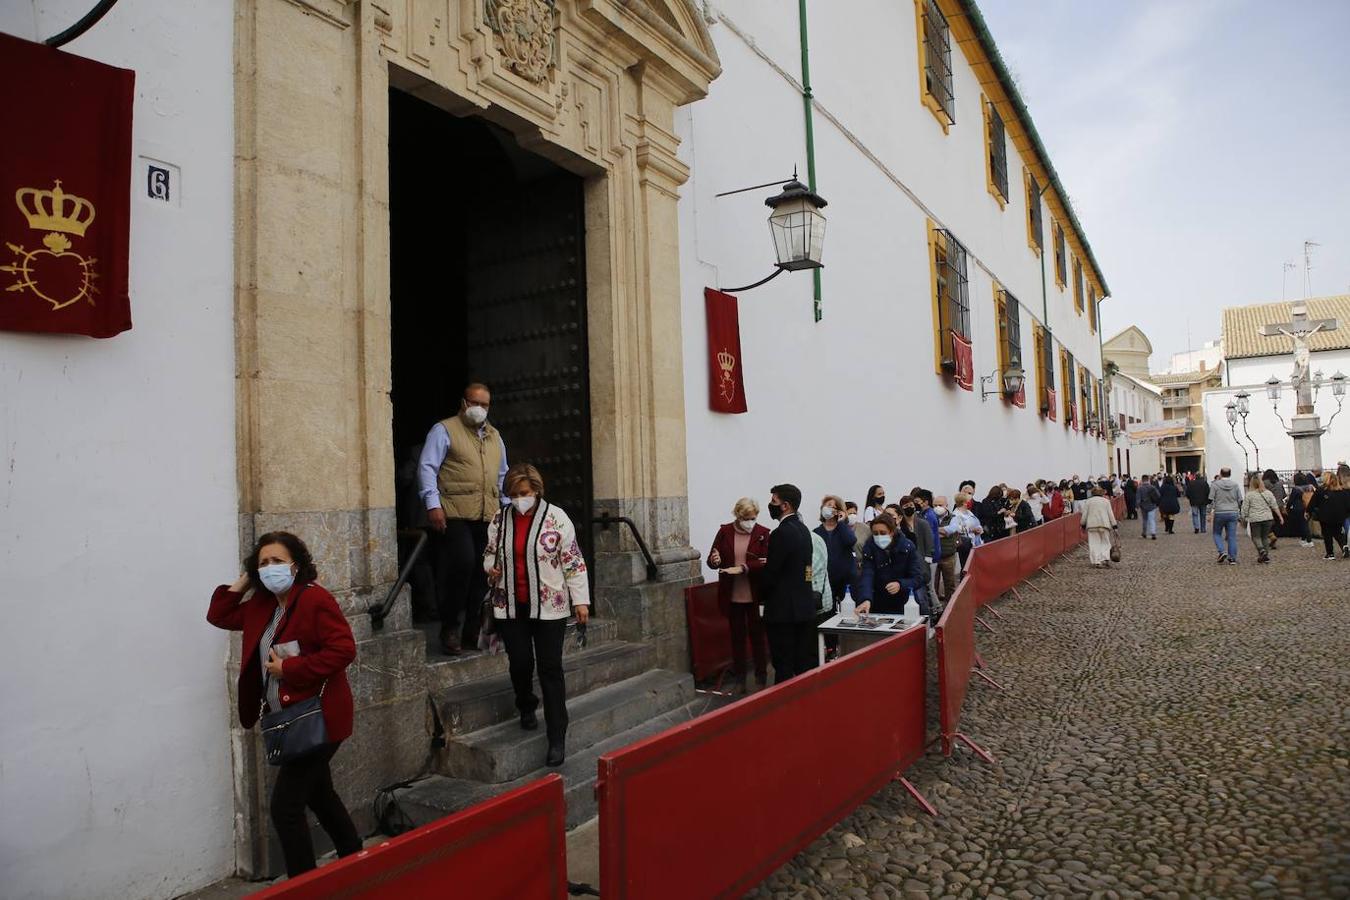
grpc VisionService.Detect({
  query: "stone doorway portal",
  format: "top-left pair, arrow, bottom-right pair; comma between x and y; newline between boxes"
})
389,90 -> 594,573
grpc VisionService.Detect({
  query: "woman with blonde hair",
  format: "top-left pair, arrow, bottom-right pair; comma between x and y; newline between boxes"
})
484,463 -> 590,767
1239,473 -> 1283,564
707,497 -> 771,692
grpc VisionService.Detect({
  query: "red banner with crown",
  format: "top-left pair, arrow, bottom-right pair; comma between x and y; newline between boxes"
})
1044,388 -> 1057,421
705,288 -> 748,414
0,34 -> 134,338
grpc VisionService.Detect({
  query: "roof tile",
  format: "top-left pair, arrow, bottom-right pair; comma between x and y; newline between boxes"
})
1221,295 -> 1350,359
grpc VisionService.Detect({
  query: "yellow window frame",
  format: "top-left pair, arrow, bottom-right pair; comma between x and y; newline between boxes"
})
1024,169 -> 1043,256
914,0 -> 954,133
984,96 -> 1008,209
1052,221 -> 1067,290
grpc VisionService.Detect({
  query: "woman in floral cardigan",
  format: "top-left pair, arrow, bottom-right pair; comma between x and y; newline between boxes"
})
484,463 -> 590,767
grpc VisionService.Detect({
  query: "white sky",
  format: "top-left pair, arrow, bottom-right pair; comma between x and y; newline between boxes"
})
978,0 -> 1350,371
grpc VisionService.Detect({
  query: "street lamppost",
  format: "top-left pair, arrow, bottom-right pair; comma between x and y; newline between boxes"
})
716,172 -> 828,293
1234,390 -> 1260,472
1267,370 -> 1347,433
1226,401 -> 1250,475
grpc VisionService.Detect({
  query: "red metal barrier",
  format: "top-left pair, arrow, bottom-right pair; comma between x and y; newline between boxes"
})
254,775 -> 568,899
1112,496 -> 1126,520
684,580 -> 733,681
597,627 -> 927,900
1018,524 -> 1046,582
935,577 -> 993,761
1069,512 -> 1086,546
969,536 -> 1020,606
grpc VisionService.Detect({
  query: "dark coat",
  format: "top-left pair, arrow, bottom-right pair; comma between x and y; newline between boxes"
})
814,521 -> 858,585
858,534 -> 925,614
978,498 -> 1009,541
1138,482 -> 1161,512
1308,488 -> 1350,525
208,582 -> 356,742
1159,481 -> 1182,515
709,522 -> 771,606
1013,500 -> 1036,532
761,514 -> 817,623
1186,478 -> 1211,507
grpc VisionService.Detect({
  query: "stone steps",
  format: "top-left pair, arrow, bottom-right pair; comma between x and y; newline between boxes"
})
434,668 -> 695,784
424,618 -> 620,692
433,640 -> 655,735
397,697 -> 706,829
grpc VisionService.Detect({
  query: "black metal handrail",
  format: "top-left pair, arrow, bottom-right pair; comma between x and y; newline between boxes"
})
369,529 -> 429,630
592,513 -> 659,581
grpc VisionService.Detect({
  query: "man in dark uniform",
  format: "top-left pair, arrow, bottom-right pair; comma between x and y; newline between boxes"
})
759,483 -> 818,683
418,383 -> 508,654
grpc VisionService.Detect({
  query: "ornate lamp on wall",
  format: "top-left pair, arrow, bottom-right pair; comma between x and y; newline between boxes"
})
717,170 -> 828,293
979,359 -> 1025,402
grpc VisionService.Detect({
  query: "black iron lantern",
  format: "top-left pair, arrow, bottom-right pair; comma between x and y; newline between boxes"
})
765,180 -> 828,272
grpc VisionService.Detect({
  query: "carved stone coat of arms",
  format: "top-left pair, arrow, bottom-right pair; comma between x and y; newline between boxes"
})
485,0 -> 558,84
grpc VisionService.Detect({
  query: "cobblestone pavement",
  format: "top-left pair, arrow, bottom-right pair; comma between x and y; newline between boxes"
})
747,515 -> 1349,899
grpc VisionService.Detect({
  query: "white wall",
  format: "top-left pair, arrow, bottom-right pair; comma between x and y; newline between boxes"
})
1204,350 -> 1350,476
0,3 -> 237,897
678,1 -> 1108,549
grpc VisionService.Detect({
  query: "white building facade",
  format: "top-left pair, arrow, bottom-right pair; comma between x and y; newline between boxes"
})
0,2 -> 236,898
1108,372 -> 1164,476
677,0 -> 1111,544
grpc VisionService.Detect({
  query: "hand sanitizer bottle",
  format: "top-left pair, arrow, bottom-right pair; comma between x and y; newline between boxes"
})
840,586 -> 856,624
903,591 -> 920,626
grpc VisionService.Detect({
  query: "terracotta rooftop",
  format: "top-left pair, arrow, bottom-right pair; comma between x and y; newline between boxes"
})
1222,295 -> 1350,360
1149,365 -> 1224,386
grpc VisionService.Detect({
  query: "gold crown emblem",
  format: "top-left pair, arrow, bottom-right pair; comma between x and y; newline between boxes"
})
16,180 -> 96,237
717,349 -> 736,372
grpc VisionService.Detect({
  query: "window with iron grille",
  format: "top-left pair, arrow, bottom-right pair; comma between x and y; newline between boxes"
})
922,0 -> 955,124
1063,349 -> 1076,428
934,229 -> 970,367
1073,257 -> 1085,313
1053,221 -> 1066,287
1087,286 -> 1098,333
987,103 -> 1008,202
997,289 -> 1021,373
1037,325 -> 1054,413
1081,367 -> 1093,427
1026,171 -> 1043,253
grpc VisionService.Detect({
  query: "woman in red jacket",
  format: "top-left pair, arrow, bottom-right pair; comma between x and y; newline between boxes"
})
707,497 -> 771,693
208,531 -> 362,878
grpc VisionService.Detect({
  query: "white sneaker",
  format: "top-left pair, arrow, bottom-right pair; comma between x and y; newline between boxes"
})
1301,541 -> 1315,548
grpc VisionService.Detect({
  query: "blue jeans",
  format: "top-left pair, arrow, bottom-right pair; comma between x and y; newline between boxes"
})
1142,508 -> 1157,536
1191,505 -> 1207,532
1212,512 -> 1239,559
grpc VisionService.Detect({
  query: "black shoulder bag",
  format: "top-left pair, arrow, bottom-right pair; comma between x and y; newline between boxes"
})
258,586 -> 329,766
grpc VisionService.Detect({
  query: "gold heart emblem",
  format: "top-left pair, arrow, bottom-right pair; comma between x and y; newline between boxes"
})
4,233 -> 98,311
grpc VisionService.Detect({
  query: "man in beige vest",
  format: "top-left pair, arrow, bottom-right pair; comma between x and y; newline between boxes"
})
418,383 -> 508,654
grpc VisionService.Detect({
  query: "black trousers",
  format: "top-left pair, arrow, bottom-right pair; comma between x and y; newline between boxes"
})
765,620 -> 817,684
432,518 -> 489,642
271,743 -> 361,878
1320,524 -> 1347,555
726,602 -> 768,681
497,616 -> 569,743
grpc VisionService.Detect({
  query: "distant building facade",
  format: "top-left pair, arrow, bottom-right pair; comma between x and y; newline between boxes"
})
1102,326 -> 1153,382
1107,370 -> 1164,475
1150,365 -> 1225,474
1166,339 -> 1223,376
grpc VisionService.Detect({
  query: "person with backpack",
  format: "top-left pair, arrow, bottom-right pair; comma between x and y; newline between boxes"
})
1137,477 -> 1161,540
1239,473 -> 1284,564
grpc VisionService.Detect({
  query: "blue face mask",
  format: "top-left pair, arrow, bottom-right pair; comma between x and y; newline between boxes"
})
873,534 -> 892,549
259,563 -> 296,596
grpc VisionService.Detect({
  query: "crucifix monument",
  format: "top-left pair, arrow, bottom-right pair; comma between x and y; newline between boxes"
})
1259,301 -> 1339,469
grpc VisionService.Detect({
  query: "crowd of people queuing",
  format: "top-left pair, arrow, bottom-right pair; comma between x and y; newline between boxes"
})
705,473 -> 1128,695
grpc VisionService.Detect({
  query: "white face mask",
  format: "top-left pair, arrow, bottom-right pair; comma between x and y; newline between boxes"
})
847,514 -> 860,525
820,506 -> 836,521
512,495 -> 536,515
736,518 -> 756,532
464,405 -> 488,426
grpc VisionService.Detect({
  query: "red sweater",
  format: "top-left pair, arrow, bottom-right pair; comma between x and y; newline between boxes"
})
207,582 -> 356,742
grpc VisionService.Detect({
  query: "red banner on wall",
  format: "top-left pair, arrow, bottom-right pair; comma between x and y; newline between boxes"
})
0,34 -> 134,338
1012,380 -> 1026,408
1045,387 -> 1057,421
705,288 -> 748,414
952,332 -> 973,392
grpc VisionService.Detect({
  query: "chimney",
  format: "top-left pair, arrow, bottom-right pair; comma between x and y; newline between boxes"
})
1199,360 -> 1207,372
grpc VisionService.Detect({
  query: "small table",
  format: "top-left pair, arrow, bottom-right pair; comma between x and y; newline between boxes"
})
817,613 -> 925,666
